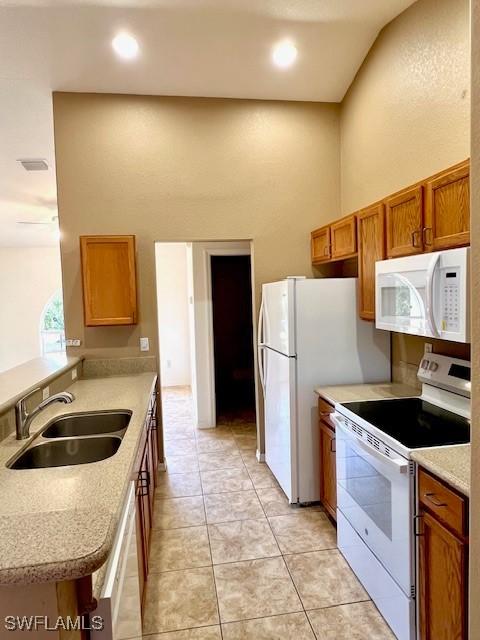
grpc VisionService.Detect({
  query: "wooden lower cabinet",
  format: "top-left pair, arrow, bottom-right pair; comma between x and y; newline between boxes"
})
318,397 -> 336,520
135,390 -> 160,612
418,468 -> 468,640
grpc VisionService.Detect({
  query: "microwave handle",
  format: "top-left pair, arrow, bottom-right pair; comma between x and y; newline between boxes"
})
426,253 -> 440,336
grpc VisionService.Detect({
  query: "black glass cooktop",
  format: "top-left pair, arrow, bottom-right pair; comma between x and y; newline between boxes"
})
341,398 -> 470,449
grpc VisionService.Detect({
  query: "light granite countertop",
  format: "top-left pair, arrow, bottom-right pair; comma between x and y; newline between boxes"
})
411,445 -> 470,497
315,382 -> 419,405
0,372 -> 157,586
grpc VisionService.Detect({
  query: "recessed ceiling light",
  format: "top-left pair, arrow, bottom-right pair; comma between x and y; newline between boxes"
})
112,32 -> 139,60
272,40 -> 298,69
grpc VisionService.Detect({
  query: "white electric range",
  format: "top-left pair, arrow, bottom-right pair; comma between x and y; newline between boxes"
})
330,353 -> 470,640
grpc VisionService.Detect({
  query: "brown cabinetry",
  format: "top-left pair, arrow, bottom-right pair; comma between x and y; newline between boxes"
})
311,226 -> 331,263
418,468 -> 468,640
385,186 -> 424,258
330,214 -> 357,260
357,204 -> 385,321
424,161 -> 470,251
80,235 -> 137,326
318,397 -> 336,521
135,390 -> 159,611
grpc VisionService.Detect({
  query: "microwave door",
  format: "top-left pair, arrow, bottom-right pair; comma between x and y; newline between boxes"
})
376,271 -> 428,336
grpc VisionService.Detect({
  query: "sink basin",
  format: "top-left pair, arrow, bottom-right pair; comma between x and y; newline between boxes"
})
42,410 -> 131,438
8,436 -> 122,470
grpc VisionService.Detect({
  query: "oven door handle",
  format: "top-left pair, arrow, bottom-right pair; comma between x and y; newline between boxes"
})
331,414 -> 409,474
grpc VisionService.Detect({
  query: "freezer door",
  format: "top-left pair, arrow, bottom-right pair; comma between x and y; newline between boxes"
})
264,347 -> 297,502
261,280 -> 296,356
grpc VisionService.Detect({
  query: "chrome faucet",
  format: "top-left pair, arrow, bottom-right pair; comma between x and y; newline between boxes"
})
15,388 -> 75,440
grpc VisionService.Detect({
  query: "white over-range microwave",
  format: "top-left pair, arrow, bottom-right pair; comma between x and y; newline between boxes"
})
375,247 -> 470,343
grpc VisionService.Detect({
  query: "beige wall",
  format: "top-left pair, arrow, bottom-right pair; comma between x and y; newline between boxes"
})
340,0 -> 469,214
0,246 -> 63,373
340,0 -> 470,377
53,93 -> 340,447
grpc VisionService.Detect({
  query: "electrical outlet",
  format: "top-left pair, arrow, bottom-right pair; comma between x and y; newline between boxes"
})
425,343 -> 433,354
66,339 -> 82,347
42,387 -> 49,401
71,368 -> 78,381
140,337 -> 150,352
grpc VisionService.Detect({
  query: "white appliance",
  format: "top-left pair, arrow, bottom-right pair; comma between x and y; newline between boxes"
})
333,353 -> 471,640
91,482 -> 142,640
375,247 -> 470,343
258,277 -> 391,504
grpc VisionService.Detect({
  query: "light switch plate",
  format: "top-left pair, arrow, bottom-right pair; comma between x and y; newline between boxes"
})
42,387 -> 49,401
140,337 -> 150,352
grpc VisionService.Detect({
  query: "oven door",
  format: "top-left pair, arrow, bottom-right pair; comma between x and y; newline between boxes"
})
334,416 -> 414,596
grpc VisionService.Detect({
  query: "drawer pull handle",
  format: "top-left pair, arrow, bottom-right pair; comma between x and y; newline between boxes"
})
425,492 -> 447,507
330,438 -> 336,453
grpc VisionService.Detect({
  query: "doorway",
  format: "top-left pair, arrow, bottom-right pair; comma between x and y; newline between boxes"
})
211,255 -> 256,424
155,240 -> 257,435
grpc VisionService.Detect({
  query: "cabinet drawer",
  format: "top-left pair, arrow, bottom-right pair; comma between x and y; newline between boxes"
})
318,397 -> 335,429
418,469 -> 467,536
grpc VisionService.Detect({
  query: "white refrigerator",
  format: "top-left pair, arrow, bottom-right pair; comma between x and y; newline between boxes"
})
258,277 -> 391,504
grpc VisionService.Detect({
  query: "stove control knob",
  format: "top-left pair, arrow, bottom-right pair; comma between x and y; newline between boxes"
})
429,361 -> 439,372
421,359 -> 430,369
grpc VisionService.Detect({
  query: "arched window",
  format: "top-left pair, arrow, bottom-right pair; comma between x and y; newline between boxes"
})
40,291 -> 66,356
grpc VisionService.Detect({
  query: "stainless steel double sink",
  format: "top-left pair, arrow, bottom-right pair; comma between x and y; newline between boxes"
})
7,410 -> 132,470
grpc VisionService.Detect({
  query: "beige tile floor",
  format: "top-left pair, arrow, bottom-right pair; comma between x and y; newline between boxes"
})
141,387 -> 395,639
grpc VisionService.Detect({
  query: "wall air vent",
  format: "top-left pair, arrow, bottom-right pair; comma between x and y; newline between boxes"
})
17,158 -> 49,171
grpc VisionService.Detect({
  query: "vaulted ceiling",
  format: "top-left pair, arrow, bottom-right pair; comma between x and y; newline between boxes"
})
0,0 -> 416,246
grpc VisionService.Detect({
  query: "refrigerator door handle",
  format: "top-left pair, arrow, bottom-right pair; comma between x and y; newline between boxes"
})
258,298 -> 265,347
258,297 -> 266,391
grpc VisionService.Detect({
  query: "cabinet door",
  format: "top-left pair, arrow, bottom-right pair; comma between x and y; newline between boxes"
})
385,186 -> 424,257
319,421 -> 336,521
331,214 -> 357,260
80,235 -> 137,326
311,226 -> 331,263
419,509 -> 467,640
135,480 -> 147,609
357,204 -> 385,321
424,161 -> 470,251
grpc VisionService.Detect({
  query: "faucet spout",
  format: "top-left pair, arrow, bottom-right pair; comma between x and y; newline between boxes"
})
15,390 -> 75,440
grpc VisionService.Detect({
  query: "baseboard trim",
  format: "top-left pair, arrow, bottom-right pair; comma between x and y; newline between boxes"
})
256,450 -> 265,462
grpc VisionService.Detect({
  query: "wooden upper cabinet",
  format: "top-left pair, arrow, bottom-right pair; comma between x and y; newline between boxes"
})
330,214 -> 357,260
385,185 -> 424,258
311,225 -> 331,263
357,204 -> 385,321
424,160 -> 470,252
80,235 -> 138,326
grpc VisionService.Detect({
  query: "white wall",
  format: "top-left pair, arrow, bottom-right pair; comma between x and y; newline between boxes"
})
187,241 -> 252,429
155,242 -> 191,388
0,246 -> 63,373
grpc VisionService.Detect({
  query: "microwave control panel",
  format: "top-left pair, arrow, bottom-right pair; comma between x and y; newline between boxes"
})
441,267 -> 460,332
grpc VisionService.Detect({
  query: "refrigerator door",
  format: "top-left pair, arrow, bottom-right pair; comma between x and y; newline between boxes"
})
264,347 -> 297,502
261,280 -> 296,356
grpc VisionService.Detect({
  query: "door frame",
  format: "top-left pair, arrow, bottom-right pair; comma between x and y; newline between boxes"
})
204,245 -> 252,427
